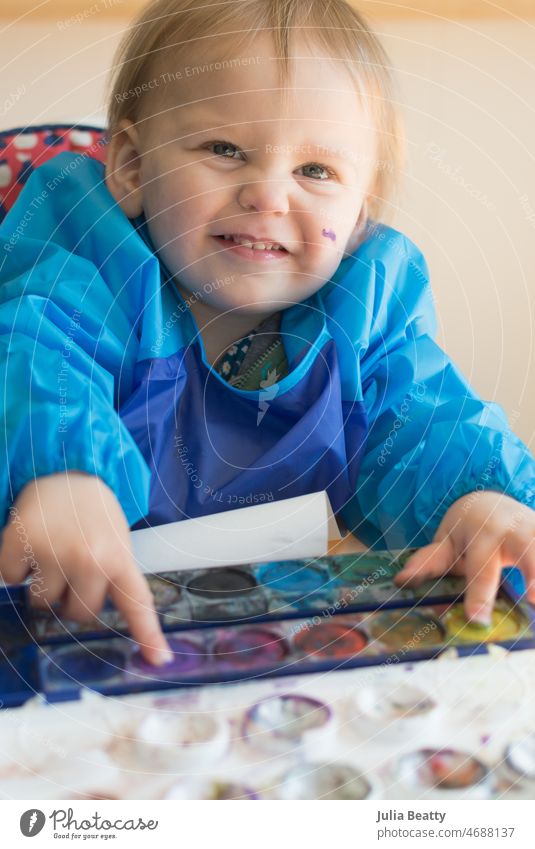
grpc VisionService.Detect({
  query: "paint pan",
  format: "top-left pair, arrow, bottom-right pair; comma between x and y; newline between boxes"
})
396,748 -> 492,798
256,560 -> 332,596
213,627 -> 289,668
187,568 -> 257,597
329,552 -> 399,584
243,694 -> 334,756
444,601 -> 524,644
129,636 -> 206,677
367,610 -> 446,650
185,568 -> 268,623
278,762 -> 374,800
293,622 -> 368,659
43,644 -> 127,687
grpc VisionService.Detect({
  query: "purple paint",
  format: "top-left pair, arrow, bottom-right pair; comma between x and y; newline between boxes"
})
213,627 -> 288,668
321,228 -> 336,242
130,637 -> 204,676
47,645 -> 125,684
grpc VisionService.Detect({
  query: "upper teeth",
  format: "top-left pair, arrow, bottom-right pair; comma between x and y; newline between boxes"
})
221,234 -> 283,251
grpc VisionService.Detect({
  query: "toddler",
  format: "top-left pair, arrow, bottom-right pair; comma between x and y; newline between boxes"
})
1,0 -> 534,664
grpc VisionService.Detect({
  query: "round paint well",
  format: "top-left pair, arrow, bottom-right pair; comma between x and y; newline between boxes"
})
132,712 -> 229,770
186,568 -> 257,598
165,780 -> 258,800
279,763 -> 371,800
367,611 -> 445,650
145,575 -> 181,610
350,682 -> 438,739
445,602 -> 522,644
505,736 -> 535,779
206,782 -> 258,800
256,560 -> 329,595
130,637 -> 204,676
398,748 -> 490,792
293,622 -> 368,659
244,694 -> 332,752
213,628 -> 288,668
46,645 -> 125,684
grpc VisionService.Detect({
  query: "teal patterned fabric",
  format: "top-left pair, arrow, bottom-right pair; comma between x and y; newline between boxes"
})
215,311 -> 289,390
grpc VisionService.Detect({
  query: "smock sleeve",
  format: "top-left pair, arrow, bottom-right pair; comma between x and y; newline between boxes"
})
335,225 -> 535,549
0,161 -> 153,528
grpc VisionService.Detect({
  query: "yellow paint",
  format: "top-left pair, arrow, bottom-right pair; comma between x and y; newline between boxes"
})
445,602 -> 525,644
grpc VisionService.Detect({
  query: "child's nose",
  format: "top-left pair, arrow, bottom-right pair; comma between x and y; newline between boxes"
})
237,178 -> 290,215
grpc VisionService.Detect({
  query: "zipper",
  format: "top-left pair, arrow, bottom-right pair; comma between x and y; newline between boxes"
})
230,339 -> 287,389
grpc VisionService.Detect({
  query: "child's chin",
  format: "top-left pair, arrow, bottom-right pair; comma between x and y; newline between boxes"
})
210,294 -> 286,315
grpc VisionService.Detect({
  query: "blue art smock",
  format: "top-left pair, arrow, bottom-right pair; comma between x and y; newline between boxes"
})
1,151 -> 534,551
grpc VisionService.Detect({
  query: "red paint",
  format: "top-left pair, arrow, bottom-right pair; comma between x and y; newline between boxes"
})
294,622 -> 367,658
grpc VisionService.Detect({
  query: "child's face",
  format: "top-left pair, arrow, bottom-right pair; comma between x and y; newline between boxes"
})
109,34 -> 376,316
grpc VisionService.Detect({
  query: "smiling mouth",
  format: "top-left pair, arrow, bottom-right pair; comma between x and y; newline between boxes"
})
213,234 -> 289,253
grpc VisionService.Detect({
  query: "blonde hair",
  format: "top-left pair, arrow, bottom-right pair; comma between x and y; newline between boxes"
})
107,0 -> 405,220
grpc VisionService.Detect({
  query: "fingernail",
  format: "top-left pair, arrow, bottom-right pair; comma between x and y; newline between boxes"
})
154,648 -> 174,666
469,604 -> 493,626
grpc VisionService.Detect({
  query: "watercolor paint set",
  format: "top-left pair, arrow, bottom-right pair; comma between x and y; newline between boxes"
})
31,549 -> 468,642
1,549 -> 535,708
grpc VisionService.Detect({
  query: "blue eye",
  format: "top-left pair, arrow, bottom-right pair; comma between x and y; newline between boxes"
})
299,163 -> 333,181
208,141 -> 242,159
204,142 -> 336,179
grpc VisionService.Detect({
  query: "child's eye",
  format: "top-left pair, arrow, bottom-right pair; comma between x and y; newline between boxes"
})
298,163 -> 336,181
206,140 -> 243,160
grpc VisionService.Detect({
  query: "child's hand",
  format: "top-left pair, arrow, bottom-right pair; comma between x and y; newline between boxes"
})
0,472 -> 172,665
394,491 -> 535,623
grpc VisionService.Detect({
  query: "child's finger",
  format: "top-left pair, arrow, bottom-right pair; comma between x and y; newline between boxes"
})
394,537 -> 455,586
25,560 -> 66,609
0,522 -> 33,584
59,570 -> 109,624
501,534 -> 535,604
462,541 -> 503,625
108,563 -> 172,666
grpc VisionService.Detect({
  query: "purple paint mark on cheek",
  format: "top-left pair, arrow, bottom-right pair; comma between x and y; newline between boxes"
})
321,228 -> 337,242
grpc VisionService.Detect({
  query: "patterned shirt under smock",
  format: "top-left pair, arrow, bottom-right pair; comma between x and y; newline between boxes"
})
214,311 -> 289,390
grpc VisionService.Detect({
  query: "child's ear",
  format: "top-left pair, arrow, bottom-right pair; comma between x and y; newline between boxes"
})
105,119 -> 144,217
344,201 -> 369,256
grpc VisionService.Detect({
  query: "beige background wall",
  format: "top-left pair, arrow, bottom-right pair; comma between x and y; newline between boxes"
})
1,8 -> 534,446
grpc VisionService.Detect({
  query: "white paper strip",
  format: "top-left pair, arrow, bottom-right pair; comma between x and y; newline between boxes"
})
130,491 -> 340,574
